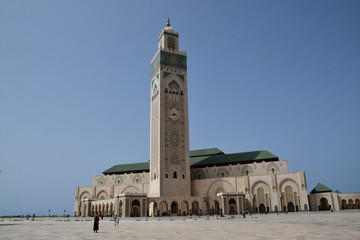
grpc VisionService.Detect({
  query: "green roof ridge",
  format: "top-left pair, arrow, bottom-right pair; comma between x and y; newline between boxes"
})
310,183 -> 333,194
189,148 -> 224,158
103,161 -> 149,174
103,149 -> 279,175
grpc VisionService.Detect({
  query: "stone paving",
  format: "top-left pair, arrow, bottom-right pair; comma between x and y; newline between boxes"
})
1,211 -> 360,240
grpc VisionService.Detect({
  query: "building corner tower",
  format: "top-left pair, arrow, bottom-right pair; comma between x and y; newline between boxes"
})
149,19 -> 191,198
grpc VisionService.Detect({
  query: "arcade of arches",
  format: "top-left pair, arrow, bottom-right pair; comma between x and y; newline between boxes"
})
308,192 -> 360,212
78,193 -> 245,218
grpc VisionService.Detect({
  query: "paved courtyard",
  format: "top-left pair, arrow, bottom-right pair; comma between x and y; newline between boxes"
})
1,211 -> 360,240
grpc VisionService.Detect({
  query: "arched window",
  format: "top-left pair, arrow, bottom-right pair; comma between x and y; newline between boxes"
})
173,171 -> 177,179
169,80 -> 179,101
165,174 -> 168,178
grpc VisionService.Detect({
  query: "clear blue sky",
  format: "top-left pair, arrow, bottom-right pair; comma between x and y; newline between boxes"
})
1,0 -> 359,216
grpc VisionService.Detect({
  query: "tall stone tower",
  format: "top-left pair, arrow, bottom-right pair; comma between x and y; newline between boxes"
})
149,19 -> 191,198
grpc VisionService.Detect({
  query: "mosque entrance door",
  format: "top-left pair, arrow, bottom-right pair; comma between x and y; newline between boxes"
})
228,198 -> 237,215
171,202 -> 178,215
259,203 -> 266,213
131,200 -> 141,217
319,197 -> 330,211
287,202 -> 295,212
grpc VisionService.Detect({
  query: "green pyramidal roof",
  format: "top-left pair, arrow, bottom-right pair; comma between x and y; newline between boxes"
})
334,190 -> 342,193
310,183 -> 333,194
103,148 -> 279,175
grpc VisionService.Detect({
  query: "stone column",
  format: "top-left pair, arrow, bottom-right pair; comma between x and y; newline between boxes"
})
236,197 -> 240,215
81,200 -> 86,217
239,196 -> 244,213
114,195 -> 120,216
125,198 -> 130,217
222,197 -> 227,215
142,198 -> 147,217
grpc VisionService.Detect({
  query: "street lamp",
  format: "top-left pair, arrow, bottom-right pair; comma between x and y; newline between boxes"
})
64,210 -> 66,217
48,209 -> 51,217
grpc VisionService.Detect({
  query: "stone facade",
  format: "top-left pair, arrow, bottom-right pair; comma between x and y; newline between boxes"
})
74,153 -> 310,217
309,191 -> 360,211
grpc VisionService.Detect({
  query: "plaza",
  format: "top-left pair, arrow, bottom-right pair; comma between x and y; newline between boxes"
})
1,211 -> 360,240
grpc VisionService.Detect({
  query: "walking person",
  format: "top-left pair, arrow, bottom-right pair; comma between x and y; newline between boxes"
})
114,215 -> 118,226
93,215 -> 100,233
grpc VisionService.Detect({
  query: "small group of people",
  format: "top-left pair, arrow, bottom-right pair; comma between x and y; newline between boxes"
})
25,214 -> 36,221
93,215 -> 120,233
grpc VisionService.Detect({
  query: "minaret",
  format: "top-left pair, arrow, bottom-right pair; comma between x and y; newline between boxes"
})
149,19 -> 191,197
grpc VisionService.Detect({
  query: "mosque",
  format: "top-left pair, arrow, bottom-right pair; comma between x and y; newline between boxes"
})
74,20 -> 359,217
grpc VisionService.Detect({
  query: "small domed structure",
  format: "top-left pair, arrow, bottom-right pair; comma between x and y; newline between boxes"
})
163,17 -> 176,33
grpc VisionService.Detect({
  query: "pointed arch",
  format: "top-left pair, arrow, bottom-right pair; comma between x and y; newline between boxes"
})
114,176 -> 124,185
208,179 -> 235,196
251,180 -> 271,194
132,174 -> 142,184
279,178 -> 300,193
168,80 -> 179,89
121,185 -> 141,194
97,176 -> 106,186
96,190 -> 109,199
266,162 -> 280,174
192,169 -> 206,180
79,191 -> 91,200
241,165 -> 254,176
216,167 -> 230,178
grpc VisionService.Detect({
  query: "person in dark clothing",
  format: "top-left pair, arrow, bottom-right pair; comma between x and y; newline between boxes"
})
93,215 -> 100,233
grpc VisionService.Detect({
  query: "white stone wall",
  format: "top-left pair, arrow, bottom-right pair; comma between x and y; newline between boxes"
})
75,161 -> 310,215
190,170 -> 308,212
309,192 -> 360,211
191,160 -> 288,180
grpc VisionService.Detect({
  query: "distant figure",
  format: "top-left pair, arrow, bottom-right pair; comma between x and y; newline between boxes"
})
93,215 -> 100,233
275,208 -> 279,215
32,213 -> 35,221
114,215 -> 119,226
